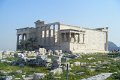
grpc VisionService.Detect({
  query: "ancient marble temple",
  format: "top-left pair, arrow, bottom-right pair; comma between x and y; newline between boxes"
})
16,20 -> 108,53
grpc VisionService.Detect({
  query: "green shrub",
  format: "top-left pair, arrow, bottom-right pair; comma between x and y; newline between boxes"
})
111,72 -> 120,79
41,73 -> 56,80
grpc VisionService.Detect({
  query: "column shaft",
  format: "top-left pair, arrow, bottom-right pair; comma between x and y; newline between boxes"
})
78,34 -> 80,43
53,25 -> 55,45
58,23 -> 60,50
44,26 -> 46,46
49,26 -> 51,45
106,32 -> 108,51
17,34 -> 19,45
17,34 -> 20,50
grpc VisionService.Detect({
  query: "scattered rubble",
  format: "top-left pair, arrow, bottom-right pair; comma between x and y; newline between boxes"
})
81,73 -> 112,80
33,73 -> 45,80
1,49 -> 117,80
74,62 -> 81,66
50,68 -> 63,75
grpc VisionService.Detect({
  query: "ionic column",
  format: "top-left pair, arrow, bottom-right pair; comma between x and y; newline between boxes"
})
57,23 -> 60,49
44,26 -> 46,46
23,34 -> 26,40
17,34 -> 20,45
78,33 -> 80,43
40,29 -> 42,45
17,34 -> 20,50
49,26 -> 51,45
53,24 -> 55,45
105,32 -> 108,51
24,34 -> 27,40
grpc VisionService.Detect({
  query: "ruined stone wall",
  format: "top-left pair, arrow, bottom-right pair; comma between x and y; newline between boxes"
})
85,29 -> 106,52
69,29 -> 106,53
17,28 -> 36,40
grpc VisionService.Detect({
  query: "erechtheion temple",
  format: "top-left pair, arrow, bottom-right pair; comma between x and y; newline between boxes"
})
16,20 -> 108,53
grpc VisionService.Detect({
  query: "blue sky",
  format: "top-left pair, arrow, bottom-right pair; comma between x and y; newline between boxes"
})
0,0 -> 120,51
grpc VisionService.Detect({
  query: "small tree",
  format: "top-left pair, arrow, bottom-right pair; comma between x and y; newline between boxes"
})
19,38 -> 38,51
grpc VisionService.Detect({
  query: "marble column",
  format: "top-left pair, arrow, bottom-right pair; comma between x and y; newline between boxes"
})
105,32 -> 108,51
49,26 -> 51,45
40,29 -> 42,45
58,23 -> 60,49
53,24 -> 55,45
23,34 -> 27,40
17,34 -> 20,45
17,34 -> 20,50
44,26 -> 46,46
25,34 -> 27,40
78,33 -> 80,43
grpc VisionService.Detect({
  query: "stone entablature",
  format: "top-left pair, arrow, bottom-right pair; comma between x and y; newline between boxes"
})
16,20 -> 108,53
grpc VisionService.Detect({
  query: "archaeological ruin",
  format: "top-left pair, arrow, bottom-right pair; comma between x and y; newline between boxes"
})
16,20 -> 108,53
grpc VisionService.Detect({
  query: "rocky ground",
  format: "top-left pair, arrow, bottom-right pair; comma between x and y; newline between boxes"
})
0,50 -> 120,80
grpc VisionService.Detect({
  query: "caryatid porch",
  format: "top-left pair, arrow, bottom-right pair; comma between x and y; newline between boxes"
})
60,29 -> 85,43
